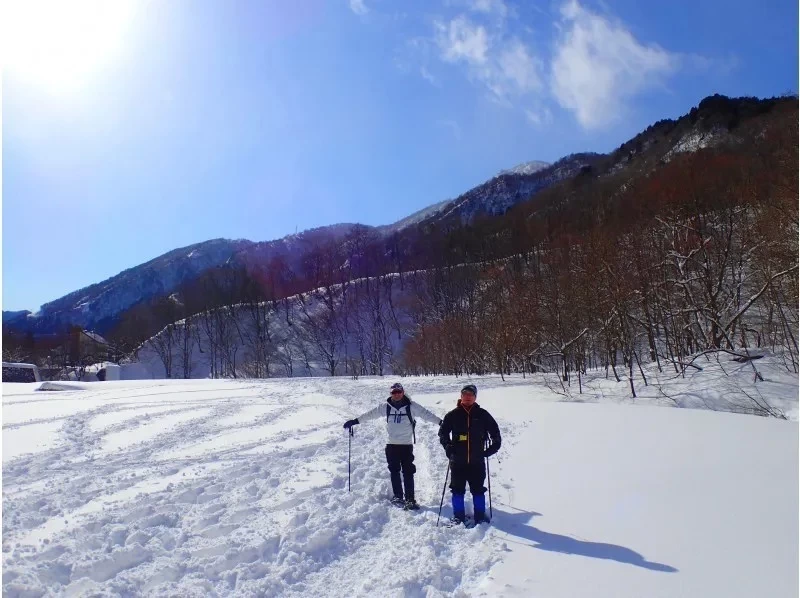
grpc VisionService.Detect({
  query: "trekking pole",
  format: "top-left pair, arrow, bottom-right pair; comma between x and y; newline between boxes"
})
348,427 -> 354,492
485,439 -> 493,519
436,461 -> 451,527
486,454 -> 493,519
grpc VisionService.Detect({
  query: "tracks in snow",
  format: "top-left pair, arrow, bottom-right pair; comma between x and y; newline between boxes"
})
3,379 -> 505,596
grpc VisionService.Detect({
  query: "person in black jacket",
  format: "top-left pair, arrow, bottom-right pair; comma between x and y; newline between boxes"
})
438,384 -> 501,524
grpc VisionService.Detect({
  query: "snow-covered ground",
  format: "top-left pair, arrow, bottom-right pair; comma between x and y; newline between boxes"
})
2,360 -> 798,596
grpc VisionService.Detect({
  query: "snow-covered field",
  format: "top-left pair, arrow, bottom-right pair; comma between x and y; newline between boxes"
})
2,361 -> 798,597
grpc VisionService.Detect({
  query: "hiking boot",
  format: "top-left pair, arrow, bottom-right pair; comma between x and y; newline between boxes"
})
390,496 -> 405,507
404,499 -> 420,511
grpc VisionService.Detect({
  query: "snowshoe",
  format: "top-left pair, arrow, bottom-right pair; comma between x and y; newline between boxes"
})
462,517 -> 477,529
461,515 -> 490,529
390,496 -> 405,508
444,516 -> 465,528
403,499 -> 420,511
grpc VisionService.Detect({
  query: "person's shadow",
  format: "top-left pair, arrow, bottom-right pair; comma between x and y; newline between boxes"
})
490,506 -> 678,573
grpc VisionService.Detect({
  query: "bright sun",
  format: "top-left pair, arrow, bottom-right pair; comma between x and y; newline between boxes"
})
1,0 -> 136,94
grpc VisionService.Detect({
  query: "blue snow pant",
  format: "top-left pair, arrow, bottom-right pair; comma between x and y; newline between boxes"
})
450,461 -> 486,520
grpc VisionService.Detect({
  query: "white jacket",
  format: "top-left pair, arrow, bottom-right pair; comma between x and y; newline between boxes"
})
357,396 -> 441,445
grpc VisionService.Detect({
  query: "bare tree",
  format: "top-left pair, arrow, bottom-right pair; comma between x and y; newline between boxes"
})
149,324 -> 175,379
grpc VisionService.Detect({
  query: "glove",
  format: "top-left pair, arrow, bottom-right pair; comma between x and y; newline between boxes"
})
444,443 -> 454,458
343,418 -> 359,429
483,444 -> 496,458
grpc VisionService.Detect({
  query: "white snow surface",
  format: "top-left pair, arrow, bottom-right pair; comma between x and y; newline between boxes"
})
382,200 -> 452,234
497,160 -> 550,177
663,127 -> 725,162
2,366 -> 798,597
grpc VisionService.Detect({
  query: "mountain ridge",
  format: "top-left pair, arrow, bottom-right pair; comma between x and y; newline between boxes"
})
4,93 -> 793,339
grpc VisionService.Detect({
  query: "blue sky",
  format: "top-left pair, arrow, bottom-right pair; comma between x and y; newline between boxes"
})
2,0 -> 797,312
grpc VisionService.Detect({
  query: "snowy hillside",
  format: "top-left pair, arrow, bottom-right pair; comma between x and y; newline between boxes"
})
432,153 -> 602,224
3,239 -> 254,334
233,223 -> 370,275
380,200 -> 452,234
3,359 -> 797,596
131,272 -> 415,380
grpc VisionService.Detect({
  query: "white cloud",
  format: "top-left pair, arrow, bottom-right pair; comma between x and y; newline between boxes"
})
435,16 -> 490,65
407,0 -> 683,130
498,40 -> 542,94
420,65 -> 439,86
349,0 -> 368,16
525,107 -> 552,126
682,52 -> 739,76
434,15 -> 541,102
469,0 -> 508,19
525,109 -> 542,125
550,0 -> 677,129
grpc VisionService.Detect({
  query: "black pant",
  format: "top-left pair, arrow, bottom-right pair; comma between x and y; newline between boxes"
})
450,461 -> 486,496
385,444 -> 416,500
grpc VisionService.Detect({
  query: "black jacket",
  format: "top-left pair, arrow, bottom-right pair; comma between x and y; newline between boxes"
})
438,401 -> 501,465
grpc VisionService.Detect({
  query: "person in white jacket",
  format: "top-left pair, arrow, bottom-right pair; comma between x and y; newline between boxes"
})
344,382 -> 442,510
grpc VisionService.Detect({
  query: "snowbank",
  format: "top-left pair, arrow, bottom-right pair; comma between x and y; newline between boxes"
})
119,361 -> 156,380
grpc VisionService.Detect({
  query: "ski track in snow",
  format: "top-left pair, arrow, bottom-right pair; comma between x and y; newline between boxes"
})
2,377 -> 518,597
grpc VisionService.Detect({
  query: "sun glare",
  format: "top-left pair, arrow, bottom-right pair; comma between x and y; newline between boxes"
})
1,0 -> 136,94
